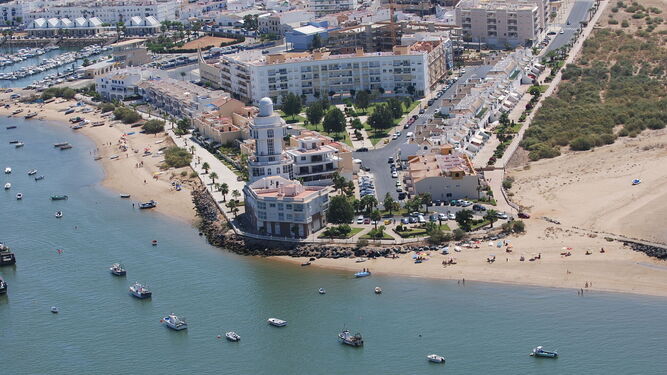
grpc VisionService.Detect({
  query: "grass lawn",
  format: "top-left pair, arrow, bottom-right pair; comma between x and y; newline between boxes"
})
394,228 -> 427,238
301,121 -> 353,147
318,227 -> 364,239
470,220 -> 491,231
380,207 -> 409,217
277,110 -> 306,124
361,231 -> 394,240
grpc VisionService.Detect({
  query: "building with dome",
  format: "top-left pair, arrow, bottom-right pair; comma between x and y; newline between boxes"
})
247,97 -> 294,183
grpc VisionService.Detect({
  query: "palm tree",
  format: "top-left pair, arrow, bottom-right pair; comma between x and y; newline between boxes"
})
231,189 -> 241,202
220,183 -> 229,201
214,183 -> 220,192
189,145 -> 196,154
209,172 -> 218,185
370,210 -> 381,230
484,209 -> 499,228
202,162 -> 210,174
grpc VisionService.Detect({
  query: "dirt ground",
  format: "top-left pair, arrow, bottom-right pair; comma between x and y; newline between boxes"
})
181,36 -> 238,49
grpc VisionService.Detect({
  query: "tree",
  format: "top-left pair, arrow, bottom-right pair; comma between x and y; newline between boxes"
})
354,90 -> 371,113
419,193 -> 432,213
176,118 -> 190,135
427,227 -> 446,245
282,92 -> 302,120
360,194 -> 378,215
163,147 -> 192,168
407,85 -> 416,97
332,172 -> 348,193
305,101 -> 324,128
356,238 -> 369,249
327,195 -> 354,224
202,162 -> 210,174
311,33 -> 322,50
180,71 -> 186,81
232,189 -> 241,201
370,210 -> 381,229
142,119 -> 165,134
228,200 -> 239,218
383,193 -> 395,215
455,209 -> 474,231
322,107 -> 346,134
484,209 -> 499,228
242,15 -> 258,30
209,172 -> 218,185
367,103 -> 393,134
386,97 -> 404,119
452,228 -> 466,240
220,183 -> 229,201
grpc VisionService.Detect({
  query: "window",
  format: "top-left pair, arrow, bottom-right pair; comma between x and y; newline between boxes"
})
286,204 -> 292,210
269,203 -> 276,208
293,204 -> 304,212
278,204 -> 284,210
267,129 -> 274,138
257,202 -> 266,209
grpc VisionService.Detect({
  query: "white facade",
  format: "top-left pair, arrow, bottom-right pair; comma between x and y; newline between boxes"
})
287,137 -> 339,185
24,0 -> 179,24
308,0 -> 358,16
247,98 -> 294,183
95,68 -> 162,100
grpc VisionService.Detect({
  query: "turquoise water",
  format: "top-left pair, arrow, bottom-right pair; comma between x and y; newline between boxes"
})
0,47 -> 92,89
1,118 -> 667,374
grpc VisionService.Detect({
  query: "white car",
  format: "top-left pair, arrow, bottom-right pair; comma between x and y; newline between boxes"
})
395,181 -> 401,187
418,215 -> 426,224
356,215 -> 364,224
438,213 -> 447,220
392,133 -> 399,140
406,132 -> 414,138
391,171 -> 398,178
448,212 -> 455,220
497,212 -> 509,220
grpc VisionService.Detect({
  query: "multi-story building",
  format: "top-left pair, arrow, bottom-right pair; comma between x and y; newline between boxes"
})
138,77 -> 231,118
308,0 -> 358,16
24,0 -> 179,24
26,17 -> 104,37
0,0 -> 38,26
95,67 -> 160,100
381,0 -> 436,15
200,40 -> 453,105
287,136 -> 340,185
455,0 -> 545,48
243,176 -> 330,237
192,98 -> 255,145
247,97 -> 294,183
257,10 -> 315,37
110,39 -> 151,67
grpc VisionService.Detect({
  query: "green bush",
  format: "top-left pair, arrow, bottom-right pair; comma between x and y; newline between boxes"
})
113,107 -> 142,124
164,147 -> 193,168
142,119 -> 165,134
99,102 -> 115,113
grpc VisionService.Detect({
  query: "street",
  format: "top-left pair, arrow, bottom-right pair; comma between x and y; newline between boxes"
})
546,0 -> 595,52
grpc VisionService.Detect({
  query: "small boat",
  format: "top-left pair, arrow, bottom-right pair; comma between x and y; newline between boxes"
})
151,240 -> 158,246
301,261 -> 311,266
632,179 -> 641,185
338,329 -> 363,347
354,270 -> 371,278
0,276 -> 7,294
268,318 -> 287,327
225,331 -> 241,341
16,193 -> 23,200
129,282 -> 152,299
162,314 -> 188,330
55,211 -> 63,218
9,140 -> 19,144
51,195 -> 68,200
54,142 -> 69,148
374,287 -> 382,294
12,109 -> 23,115
4,167 -> 10,174
14,142 -> 24,148
4,183 -> 10,190
27,169 -> 37,175
120,193 -> 131,198
110,263 -> 126,276
318,288 -> 326,294
530,346 -> 558,358
427,354 -> 446,363
24,112 -> 38,119
6,125 -> 17,129
34,175 -> 45,181
51,306 -> 59,314
59,144 -> 72,150
139,200 -> 157,209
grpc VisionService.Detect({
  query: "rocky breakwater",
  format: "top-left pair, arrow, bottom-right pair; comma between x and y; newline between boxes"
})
192,188 -> 411,259
622,240 -> 667,260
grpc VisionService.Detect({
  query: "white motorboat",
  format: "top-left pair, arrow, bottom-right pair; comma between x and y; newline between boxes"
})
109,263 -> 126,276
16,193 -> 22,200
530,346 -> 558,358
55,211 -> 63,218
338,329 -> 364,347
162,314 -> 187,330
51,306 -> 59,314
225,331 -> 241,341
374,287 -> 382,294
427,354 -> 446,363
129,282 -> 152,299
4,182 -> 10,190
27,169 -> 37,175
318,288 -> 326,294
4,167 -> 10,174
15,142 -> 24,148
268,318 -> 287,327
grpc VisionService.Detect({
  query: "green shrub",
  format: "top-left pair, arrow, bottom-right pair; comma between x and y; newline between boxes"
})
142,119 -> 165,134
570,136 -> 594,151
99,102 -> 115,113
164,147 -> 192,168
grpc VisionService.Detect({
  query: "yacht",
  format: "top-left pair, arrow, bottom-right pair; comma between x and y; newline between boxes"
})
11,109 -> 23,115
374,287 -> 382,294
27,169 -> 37,175
530,346 -> 558,358
338,329 -> 363,347
16,193 -> 23,200
129,282 -> 152,299
4,167 -> 10,174
0,276 -> 7,294
427,354 -> 446,363
318,288 -> 326,294
267,318 -> 287,327
139,200 -> 157,209
4,182 -> 10,190
109,263 -> 126,276
15,142 -> 24,148
225,331 -> 241,341
24,112 -> 37,119
55,211 -> 63,218
162,314 -> 187,330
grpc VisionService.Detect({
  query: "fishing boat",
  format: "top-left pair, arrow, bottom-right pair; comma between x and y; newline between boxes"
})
109,263 -> 126,276
162,314 -> 188,331
318,288 -> 326,294
151,240 -> 158,246
301,261 -> 311,266
354,270 -> 371,278
16,193 -> 22,200
55,211 -> 63,218
267,318 -> 287,327
59,144 -> 72,150
27,169 -> 37,175
139,200 -> 157,209
14,142 -> 24,148
129,282 -> 152,299
0,276 -> 7,294
225,331 -> 241,342
5,125 -> 16,129
427,354 -> 446,363
4,167 -> 10,174
530,346 -> 558,358
120,193 -> 131,198
51,306 -> 59,314
4,182 -> 10,190
338,329 -> 363,347
24,112 -> 38,119
374,287 -> 382,294
54,142 -> 69,148
51,195 -> 68,200
11,109 -> 23,115
9,140 -> 19,144
34,175 -> 45,181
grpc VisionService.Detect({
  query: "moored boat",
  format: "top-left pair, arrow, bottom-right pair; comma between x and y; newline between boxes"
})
139,200 -> 157,209
54,142 -> 69,148
374,287 -> 382,294
120,193 -> 131,198
318,288 -> 326,294
6,125 -> 16,129
27,169 -> 37,175
59,144 -> 72,150
14,142 -> 24,148
51,306 -> 59,314
55,211 -> 63,218
51,195 -> 68,200
530,346 -> 558,358
268,318 -> 287,327
162,314 -> 187,330
4,182 -> 10,190
225,331 -> 241,341
4,167 -> 10,174
16,193 -> 23,200
427,354 -> 446,363
129,282 -> 152,299
9,140 -> 19,144
0,242 -> 16,266
338,329 -> 363,347
34,175 -> 44,181
0,276 -> 7,294
110,263 -> 126,276
354,270 -> 371,278
24,112 -> 38,119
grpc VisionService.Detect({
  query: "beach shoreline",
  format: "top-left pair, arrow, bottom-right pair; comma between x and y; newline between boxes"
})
0,92 -> 199,224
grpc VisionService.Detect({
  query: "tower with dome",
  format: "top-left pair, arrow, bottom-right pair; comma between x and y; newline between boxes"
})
247,97 -> 294,183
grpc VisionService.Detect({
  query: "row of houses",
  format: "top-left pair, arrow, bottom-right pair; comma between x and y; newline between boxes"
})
25,16 -> 160,37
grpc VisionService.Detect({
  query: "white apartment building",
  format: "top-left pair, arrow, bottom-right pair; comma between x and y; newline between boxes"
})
247,98 -> 294,183
257,10 -> 315,37
308,0 -> 358,16
200,41 -> 453,105
243,176 -> 331,237
95,68 -> 161,100
24,0 -> 179,24
0,0 -> 39,25
456,0 -> 545,48
287,136 -> 340,185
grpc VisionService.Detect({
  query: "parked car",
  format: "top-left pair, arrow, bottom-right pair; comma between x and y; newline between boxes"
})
409,217 -> 418,223
391,171 -> 398,178
410,212 -> 420,217
398,192 -> 407,200
447,212 -> 455,220
363,218 -> 371,224
357,147 -> 368,152
461,200 -> 472,207
392,133 -> 399,140
427,99 -> 434,106
472,204 -> 486,211
418,215 -> 426,223
401,218 -> 410,224
356,216 -> 364,224
429,214 -> 438,222
496,212 -> 509,220
434,200 -> 442,206
419,108 -> 425,114
396,187 -> 403,193
518,212 -> 531,219
388,157 -> 394,163
438,213 -> 447,220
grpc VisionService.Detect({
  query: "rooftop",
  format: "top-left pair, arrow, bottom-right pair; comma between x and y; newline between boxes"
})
408,150 -> 476,182
248,176 -> 328,200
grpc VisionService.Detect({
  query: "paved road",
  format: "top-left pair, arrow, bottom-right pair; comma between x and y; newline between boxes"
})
547,0 -> 594,52
353,65 -> 492,203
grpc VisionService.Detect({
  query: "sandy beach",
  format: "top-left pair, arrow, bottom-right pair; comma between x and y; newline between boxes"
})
0,92 -> 198,223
